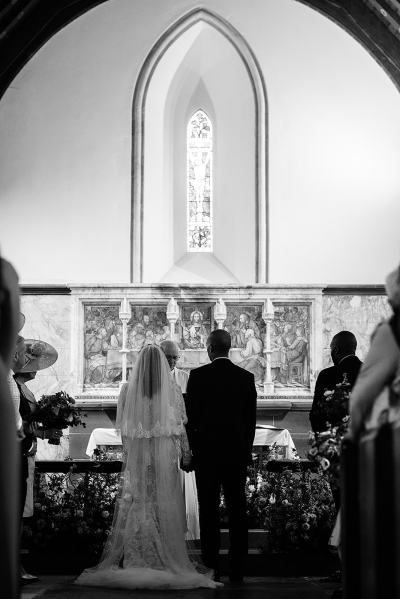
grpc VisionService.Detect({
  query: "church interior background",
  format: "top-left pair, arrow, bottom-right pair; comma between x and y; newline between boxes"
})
1,0 -> 400,460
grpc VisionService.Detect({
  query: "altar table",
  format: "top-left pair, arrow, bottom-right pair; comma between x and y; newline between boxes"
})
86,425 -> 297,458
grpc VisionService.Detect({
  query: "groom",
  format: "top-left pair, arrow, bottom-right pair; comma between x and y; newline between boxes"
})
185,330 -> 257,583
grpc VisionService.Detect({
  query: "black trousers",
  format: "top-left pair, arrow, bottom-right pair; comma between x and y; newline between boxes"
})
195,461 -> 248,574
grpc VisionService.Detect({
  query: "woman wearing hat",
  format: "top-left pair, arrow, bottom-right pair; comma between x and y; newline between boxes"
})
14,338 -> 61,584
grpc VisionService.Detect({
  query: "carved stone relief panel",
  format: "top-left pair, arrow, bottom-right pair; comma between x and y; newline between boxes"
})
127,305 -> 169,350
84,305 -> 123,388
271,304 -> 311,390
178,304 -> 213,350
224,304 -> 266,388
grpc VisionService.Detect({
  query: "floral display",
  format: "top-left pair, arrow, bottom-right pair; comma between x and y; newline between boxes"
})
24,461 -> 335,563
23,469 -> 120,563
32,391 -> 86,444
308,374 -> 351,495
221,466 -> 335,553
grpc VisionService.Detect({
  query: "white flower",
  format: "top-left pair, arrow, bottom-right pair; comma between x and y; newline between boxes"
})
324,390 -> 334,397
320,457 -> 330,470
269,494 -> 276,504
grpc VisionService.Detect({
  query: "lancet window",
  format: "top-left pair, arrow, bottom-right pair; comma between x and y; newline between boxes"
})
187,110 -> 213,252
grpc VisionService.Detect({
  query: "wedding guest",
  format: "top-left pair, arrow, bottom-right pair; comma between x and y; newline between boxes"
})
14,339 -> 61,584
310,331 -> 362,433
349,265 -> 400,438
0,256 -> 21,599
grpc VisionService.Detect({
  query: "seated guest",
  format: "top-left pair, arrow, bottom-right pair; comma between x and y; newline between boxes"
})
310,331 -> 362,433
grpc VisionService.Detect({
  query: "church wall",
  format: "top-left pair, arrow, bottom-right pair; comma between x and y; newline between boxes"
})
0,0 -> 399,285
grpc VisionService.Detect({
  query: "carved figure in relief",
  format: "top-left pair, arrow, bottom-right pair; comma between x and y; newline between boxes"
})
183,310 -> 208,349
237,328 -> 266,384
84,311 -> 122,385
271,307 -> 310,387
231,313 -> 261,349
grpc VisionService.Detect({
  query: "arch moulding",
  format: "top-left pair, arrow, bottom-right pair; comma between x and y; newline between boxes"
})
130,8 -> 268,283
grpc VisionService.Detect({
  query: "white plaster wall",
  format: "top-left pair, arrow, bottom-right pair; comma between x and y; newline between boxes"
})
144,22 -> 255,284
0,0 -> 399,284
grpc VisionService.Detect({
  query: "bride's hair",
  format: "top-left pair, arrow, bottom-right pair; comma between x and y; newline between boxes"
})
138,344 -> 164,399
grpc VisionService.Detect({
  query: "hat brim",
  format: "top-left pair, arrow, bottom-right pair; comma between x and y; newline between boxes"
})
19,339 -> 58,372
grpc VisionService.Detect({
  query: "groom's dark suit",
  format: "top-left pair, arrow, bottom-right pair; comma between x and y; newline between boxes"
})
185,357 -> 257,577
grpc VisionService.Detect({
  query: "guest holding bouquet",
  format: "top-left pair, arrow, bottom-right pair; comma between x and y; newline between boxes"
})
14,338 -> 60,584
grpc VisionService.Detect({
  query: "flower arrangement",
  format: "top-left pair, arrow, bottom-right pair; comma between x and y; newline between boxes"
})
23,470 -> 120,563
220,466 -> 335,553
308,374 -> 351,493
33,391 -> 86,444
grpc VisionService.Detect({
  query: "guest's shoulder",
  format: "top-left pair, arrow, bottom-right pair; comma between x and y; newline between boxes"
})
315,365 -> 336,382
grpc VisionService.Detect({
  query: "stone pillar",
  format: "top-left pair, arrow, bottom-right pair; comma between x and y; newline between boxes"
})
214,297 -> 227,329
167,297 -> 179,342
119,298 -> 132,385
262,298 -> 275,395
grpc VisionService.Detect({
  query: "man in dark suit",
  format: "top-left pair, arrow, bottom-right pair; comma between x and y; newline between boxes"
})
310,330 -> 362,433
185,329 -> 257,583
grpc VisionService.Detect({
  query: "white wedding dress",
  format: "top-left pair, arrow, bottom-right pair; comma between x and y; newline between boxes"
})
76,345 -> 220,590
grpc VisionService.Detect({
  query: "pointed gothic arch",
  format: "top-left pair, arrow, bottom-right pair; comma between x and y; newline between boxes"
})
130,8 -> 268,283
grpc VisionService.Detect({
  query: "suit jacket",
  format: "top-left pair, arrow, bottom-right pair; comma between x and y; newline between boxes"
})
310,355 -> 362,432
185,358 -> 257,466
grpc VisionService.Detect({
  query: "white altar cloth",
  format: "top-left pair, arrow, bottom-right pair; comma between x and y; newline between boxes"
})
86,426 -> 297,458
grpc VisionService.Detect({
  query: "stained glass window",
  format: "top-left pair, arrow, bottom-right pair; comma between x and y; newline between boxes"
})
187,110 -> 212,252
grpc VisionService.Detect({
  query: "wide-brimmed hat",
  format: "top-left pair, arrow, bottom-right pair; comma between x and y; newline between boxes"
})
19,339 -> 58,372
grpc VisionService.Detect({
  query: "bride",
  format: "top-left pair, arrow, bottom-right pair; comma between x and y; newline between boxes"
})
75,344 -> 220,590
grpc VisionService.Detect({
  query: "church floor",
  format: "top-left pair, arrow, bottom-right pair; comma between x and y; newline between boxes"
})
21,575 -> 341,598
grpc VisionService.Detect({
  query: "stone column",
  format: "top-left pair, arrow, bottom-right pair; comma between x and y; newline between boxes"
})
262,298 -> 275,395
119,298 -> 132,385
167,297 -> 179,342
214,297 -> 227,329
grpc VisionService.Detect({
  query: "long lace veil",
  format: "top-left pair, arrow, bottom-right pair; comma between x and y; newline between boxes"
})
86,344 -> 191,574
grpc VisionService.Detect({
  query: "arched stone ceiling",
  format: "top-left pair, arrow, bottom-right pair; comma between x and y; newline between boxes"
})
0,0 -> 399,97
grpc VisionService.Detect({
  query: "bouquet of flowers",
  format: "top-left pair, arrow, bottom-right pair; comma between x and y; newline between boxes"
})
34,391 -> 86,444
308,374 -> 351,493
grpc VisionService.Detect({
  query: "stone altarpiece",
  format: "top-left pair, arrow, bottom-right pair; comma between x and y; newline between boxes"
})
71,285 -> 323,404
